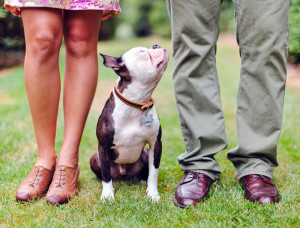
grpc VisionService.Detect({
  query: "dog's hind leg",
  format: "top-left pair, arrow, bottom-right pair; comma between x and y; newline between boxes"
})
90,152 -> 102,180
146,126 -> 162,202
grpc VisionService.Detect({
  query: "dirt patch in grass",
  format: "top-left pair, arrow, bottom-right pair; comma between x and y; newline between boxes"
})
0,95 -> 14,105
286,63 -> 300,93
0,67 -> 18,77
91,80 -> 115,112
218,33 -> 239,49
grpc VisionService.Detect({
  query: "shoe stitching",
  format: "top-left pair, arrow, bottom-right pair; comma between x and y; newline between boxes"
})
243,177 -> 279,200
244,175 -> 276,187
54,168 -> 66,186
198,174 -> 212,186
246,184 -> 279,198
180,172 -> 198,185
181,190 -> 208,201
246,187 -> 279,201
179,172 -> 211,200
28,167 -> 44,186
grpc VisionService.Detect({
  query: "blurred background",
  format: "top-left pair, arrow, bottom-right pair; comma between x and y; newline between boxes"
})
0,0 -> 299,69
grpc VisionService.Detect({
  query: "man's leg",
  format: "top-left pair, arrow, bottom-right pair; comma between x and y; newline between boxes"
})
167,0 -> 227,207
228,0 -> 289,203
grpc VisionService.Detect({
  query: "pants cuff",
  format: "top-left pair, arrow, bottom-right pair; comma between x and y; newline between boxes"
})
180,167 -> 220,182
236,169 -> 274,180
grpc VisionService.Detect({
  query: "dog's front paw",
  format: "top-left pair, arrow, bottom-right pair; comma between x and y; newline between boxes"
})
101,181 -> 115,201
147,192 -> 160,202
100,192 -> 115,201
146,188 -> 160,202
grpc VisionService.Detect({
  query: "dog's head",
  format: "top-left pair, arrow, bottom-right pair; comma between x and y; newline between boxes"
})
100,45 -> 169,88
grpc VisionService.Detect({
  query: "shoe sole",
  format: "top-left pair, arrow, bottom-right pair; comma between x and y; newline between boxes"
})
173,196 -> 188,209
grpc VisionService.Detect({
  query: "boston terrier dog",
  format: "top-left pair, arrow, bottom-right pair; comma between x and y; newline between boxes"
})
90,45 -> 169,201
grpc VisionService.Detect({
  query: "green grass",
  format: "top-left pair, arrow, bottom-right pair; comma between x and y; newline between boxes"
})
0,37 -> 299,227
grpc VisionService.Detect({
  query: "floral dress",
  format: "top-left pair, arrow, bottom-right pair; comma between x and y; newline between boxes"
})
4,0 -> 121,20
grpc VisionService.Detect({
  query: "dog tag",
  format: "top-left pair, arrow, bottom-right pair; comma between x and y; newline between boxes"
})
140,111 -> 153,125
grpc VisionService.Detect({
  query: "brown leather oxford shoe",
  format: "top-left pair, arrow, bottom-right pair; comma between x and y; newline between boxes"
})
174,172 -> 213,208
240,174 -> 280,204
16,166 -> 55,202
46,165 -> 80,205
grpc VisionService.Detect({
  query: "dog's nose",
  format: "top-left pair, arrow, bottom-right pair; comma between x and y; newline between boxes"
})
152,44 -> 160,49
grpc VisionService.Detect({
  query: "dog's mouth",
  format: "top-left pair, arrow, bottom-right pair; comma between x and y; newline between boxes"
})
157,59 -> 164,68
148,47 -> 168,69
155,50 -> 167,69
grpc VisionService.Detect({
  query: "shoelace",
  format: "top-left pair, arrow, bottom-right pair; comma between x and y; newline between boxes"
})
181,172 -> 199,185
54,168 -> 66,186
246,175 -> 275,186
191,172 -> 199,179
29,167 -> 43,185
180,172 -> 212,186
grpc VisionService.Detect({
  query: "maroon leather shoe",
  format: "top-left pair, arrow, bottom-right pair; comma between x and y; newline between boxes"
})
240,174 -> 280,204
174,172 -> 213,208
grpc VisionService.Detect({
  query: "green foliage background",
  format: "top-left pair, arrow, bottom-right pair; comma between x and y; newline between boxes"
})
0,0 -> 299,64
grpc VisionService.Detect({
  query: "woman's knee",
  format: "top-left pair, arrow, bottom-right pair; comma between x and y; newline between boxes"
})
64,26 -> 96,58
28,29 -> 62,63
21,8 -> 63,63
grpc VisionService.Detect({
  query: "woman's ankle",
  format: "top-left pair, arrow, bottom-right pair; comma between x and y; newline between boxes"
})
56,153 -> 79,168
35,153 -> 57,170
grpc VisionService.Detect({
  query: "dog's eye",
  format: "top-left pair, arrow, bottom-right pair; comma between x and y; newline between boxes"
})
140,50 -> 145,53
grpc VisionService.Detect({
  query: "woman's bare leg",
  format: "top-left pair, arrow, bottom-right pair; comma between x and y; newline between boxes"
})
21,8 -> 63,170
57,10 -> 103,167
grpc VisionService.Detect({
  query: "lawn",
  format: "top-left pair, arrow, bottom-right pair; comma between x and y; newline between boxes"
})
0,37 -> 299,227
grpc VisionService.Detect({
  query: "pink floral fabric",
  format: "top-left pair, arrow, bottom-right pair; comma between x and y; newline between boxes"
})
4,0 -> 121,20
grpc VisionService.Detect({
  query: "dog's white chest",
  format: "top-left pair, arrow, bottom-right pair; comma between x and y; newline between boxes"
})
112,100 -> 159,164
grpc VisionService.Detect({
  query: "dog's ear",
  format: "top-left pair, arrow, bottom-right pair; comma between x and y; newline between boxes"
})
100,54 -> 124,71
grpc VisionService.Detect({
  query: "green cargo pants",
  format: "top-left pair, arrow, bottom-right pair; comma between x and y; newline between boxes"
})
166,0 -> 290,181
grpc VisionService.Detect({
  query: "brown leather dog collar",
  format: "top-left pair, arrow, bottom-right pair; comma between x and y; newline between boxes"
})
114,85 -> 155,111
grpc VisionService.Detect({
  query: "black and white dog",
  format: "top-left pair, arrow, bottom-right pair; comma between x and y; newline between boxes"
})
90,45 -> 169,201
